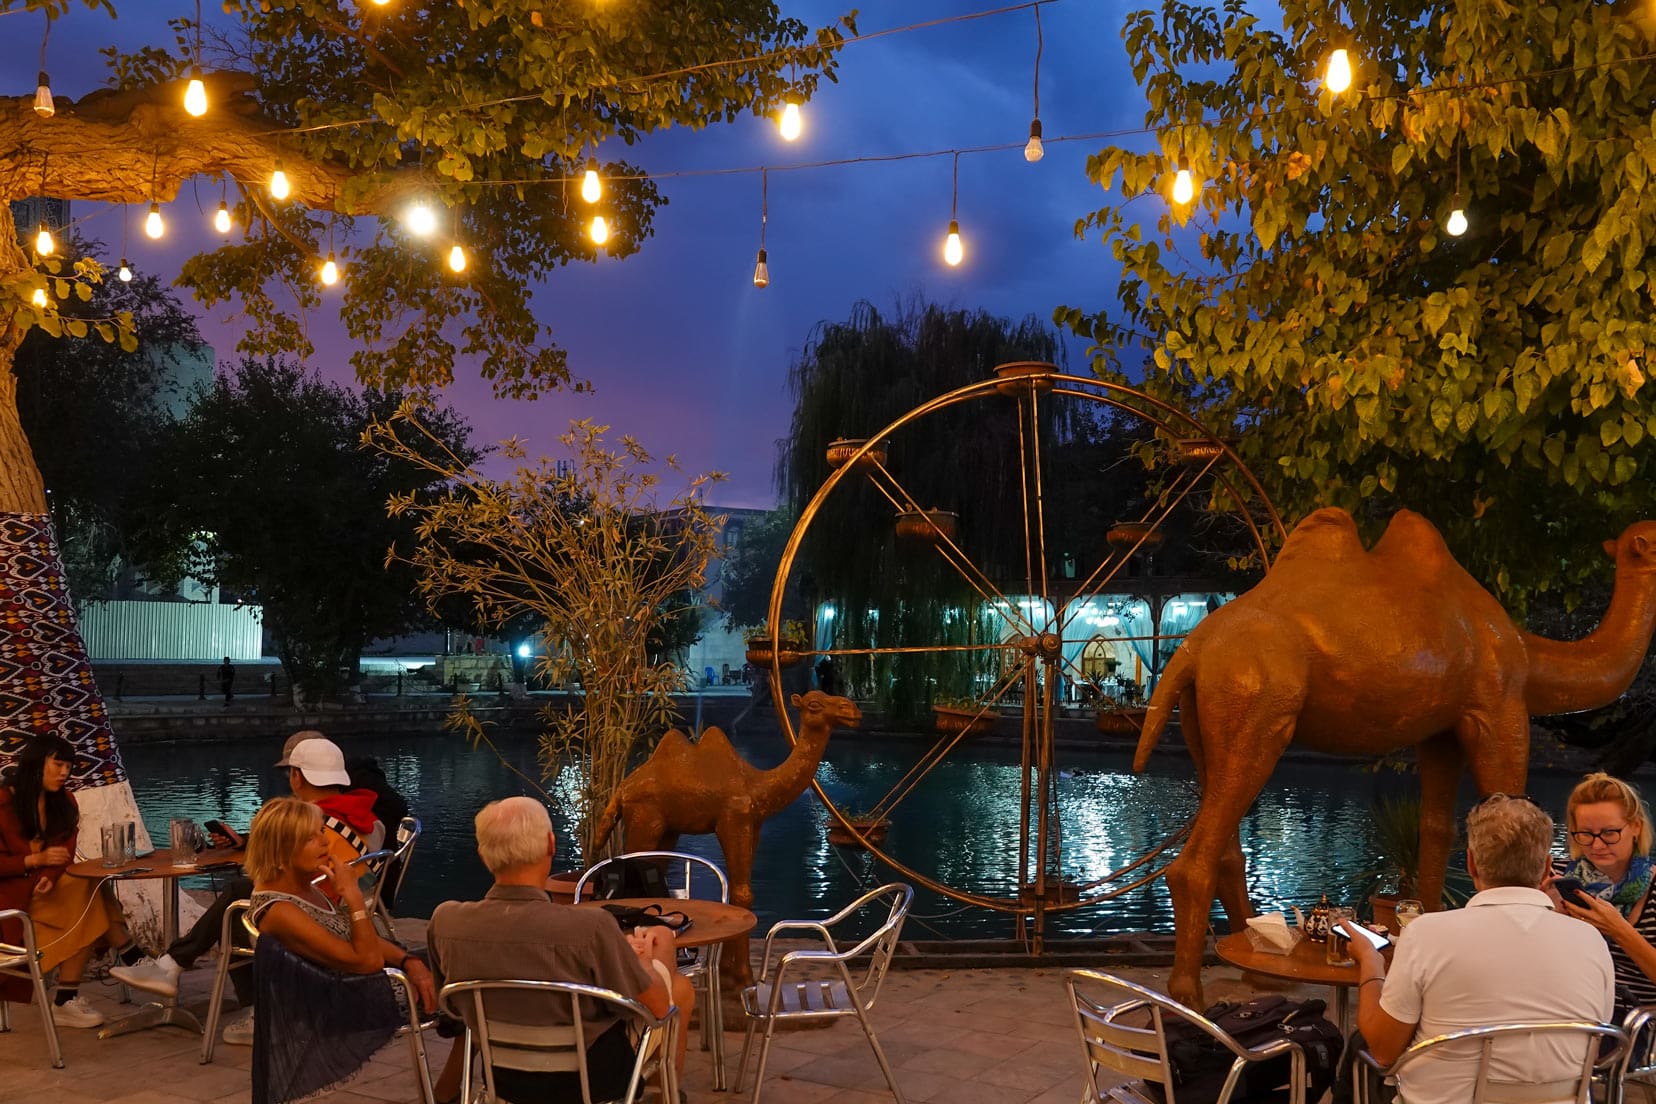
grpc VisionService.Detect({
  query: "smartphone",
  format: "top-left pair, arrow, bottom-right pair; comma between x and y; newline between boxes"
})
1338,919 -> 1391,951
1555,877 -> 1591,906
204,820 -> 244,848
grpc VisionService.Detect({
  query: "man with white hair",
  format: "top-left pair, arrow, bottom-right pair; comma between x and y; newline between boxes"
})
428,796 -> 692,1101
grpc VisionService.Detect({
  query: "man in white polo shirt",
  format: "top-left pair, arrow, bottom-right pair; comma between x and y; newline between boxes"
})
1350,793 -> 1614,1104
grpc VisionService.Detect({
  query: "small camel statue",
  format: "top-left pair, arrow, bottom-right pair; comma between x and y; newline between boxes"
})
1136,506 -> 1656,1007
592,690 -> 862,981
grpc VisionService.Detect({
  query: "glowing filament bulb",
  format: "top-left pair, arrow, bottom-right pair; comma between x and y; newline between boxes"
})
144,202 -> 165,239
33,72 -> 53,117
184,71 -> 208,116
1446,203 -> 1468,237
405,200 -> 437,237
448,244 -> 467,273
1325,49 -> 1352,94
778,97 -> 802,141
943,219 -> 964,267
270,161 -> 290,200
1172,168 -> 1197,205
31,287 -> 47,308
320,252 -> 339,286
590,214 -> 609,245
214,201 -> 232,234
1024,119 -> 1045,163
581,159 -> 602,204
117,258 -> 133,282
753,248 -> 770,288
34,221 -> 54,256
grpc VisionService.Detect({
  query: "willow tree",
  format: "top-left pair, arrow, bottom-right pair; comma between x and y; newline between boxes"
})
0,0 -> 849,871
1064,0 -> 1656,600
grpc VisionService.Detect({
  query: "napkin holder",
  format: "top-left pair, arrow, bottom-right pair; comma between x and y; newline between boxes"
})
1244,908 -> 1304,955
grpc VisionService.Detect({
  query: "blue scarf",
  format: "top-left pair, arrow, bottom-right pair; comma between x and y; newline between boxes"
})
1562,853 -> 1654,914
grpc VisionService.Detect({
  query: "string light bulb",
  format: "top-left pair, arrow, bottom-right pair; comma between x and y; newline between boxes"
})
1025,6 -> 1044,162
214,199 -> 232,234
1325,48 -> 1352,94
34,221 -> 54,256
1172,168 -> 1198,205
405,200 -> 437,237
1446,200 -> 1468,237
589,214 -> 610,245
184,69 -> 208,116
320,251 -> 339,286
448,243 -> 467,273
753,247 -> 769,288
144,202 -> 165,239
31,286 -> 47,308
581,158 -> 602,204
943,219 -> 964,266
33,71 -> 53,117
1025,119 -> 1044,163
117,258 -> 133,282
753,169 -> 771,289
778,96 -> 802,141
270,161 -> 290,200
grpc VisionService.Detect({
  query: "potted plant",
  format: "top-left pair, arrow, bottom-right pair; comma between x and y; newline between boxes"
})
827,809 -> 891,849
895,507 -> 959,543
933,694 -> 994,737
1365,793 -> 1431,931
744,619 -> 810,668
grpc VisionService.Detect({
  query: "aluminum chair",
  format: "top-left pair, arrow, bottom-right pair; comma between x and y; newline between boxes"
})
733,881 -> 913,1104
573,851 -> 731,905
0,908 -> 63,1069
1614,1004 -> 1656,1104
1066,968 -> 1308,1104
375,816 -> 422,940
1351,1021 -> 1628,1104
438,978 -> 680,1104
348,847 -> 396,924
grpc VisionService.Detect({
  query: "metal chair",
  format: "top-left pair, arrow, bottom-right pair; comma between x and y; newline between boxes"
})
0,909 -> 63,1069
438,978 -> 680,1104
199,898 -> 256,1064
1351,1021 -> 1628,1104
348,847 -> 397,923
733,882 -> 913,1104
575,851 -> 733,1078
375,816 -> 422,940
1066,968 -> 1308,1104
1614,1004 -> 1656,1104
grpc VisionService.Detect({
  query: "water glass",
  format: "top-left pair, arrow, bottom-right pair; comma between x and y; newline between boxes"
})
169,818 -> 196,860
1325,906 -> 1357,966
124,820 -> 137,862
100,823 -> 125,867
1395,898 -> 1424,931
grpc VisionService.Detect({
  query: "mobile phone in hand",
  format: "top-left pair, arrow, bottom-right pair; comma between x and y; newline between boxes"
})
1338,919 -> 1391,952
1555,877 -> 1591,906
204,820 -> 243,848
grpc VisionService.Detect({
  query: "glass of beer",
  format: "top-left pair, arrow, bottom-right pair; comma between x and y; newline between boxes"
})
1326,907 -> 1357,966
1395,899 -> 1424,931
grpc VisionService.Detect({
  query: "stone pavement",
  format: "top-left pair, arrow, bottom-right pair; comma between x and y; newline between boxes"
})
0,921 -> 1307,1104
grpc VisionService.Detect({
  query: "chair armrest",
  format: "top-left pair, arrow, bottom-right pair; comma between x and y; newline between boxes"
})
757,921 -> 838,981
0,908 -> 39,957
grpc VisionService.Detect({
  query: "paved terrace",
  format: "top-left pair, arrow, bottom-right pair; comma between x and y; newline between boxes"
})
1,919 -> 1301,1104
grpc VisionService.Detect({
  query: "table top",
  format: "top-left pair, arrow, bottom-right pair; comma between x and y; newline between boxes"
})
1214,929 -> 1388,987
67,848 -> 243,882
573,896 -> 757,947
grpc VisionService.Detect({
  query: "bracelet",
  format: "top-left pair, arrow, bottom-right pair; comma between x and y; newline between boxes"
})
350,909 -> 369,923
1360,976 -> 1385,989
398,953 -> 420,972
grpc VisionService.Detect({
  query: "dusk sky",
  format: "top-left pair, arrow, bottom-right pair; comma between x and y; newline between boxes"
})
5,1 -> 1156,507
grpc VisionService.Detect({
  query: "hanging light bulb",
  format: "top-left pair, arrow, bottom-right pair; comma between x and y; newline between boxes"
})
590,214 -> 610,245
34,71 -> 53,117
320,252 -> 339,286
270,161 -> 290,200
1446,200 -> 1468,237
117,258 -> 133,282
144,202 -> 165,239
184,69 -> 208,116
448,243 -> 467,273
214,200 -> 232,234
34,221 -> 54,257
753,248 -> 770,288
405,200 -> 438,237
943,219 -> 964,267
581,159 -> 602,204
778,96 -> 803,141
1024,119 -> 1045,163
31,286 -> 48,308
1171,168 -> 1198,205
1324,48 -> 1353,95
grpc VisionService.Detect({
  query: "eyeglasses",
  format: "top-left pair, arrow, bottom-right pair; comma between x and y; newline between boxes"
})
1570,826 -> 1628,846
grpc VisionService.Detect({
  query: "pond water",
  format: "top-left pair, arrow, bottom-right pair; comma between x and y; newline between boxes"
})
119,723 -> 1589,939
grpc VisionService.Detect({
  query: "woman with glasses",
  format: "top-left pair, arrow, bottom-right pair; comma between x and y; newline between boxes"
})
1553,771 -> 1656,1009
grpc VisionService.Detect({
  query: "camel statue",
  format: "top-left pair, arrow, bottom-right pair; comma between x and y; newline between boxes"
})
592,690 -> 862,982
1135,507 -> 1656,1006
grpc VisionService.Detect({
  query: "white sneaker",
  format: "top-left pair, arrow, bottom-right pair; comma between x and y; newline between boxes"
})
110,956 -> 180,998
222,1009 -> 255,1046
52,996 -> 104,1029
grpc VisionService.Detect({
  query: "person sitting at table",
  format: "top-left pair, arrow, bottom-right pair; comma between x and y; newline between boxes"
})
0,732 -> 165,1030
426,796 -> 692,1103
1349,793 -> 1613,1104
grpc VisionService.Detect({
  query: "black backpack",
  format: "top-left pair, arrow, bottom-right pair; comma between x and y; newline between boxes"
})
1146,994 -> 1343,1104
590,857 -> 668,900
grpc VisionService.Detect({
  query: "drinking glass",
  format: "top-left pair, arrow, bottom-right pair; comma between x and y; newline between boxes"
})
1395,898 -> 1424,931
100,823 -> 125,867
1326,906 -> 1357,966
169,818 -> 197,862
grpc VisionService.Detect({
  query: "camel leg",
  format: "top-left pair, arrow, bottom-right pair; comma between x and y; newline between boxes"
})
622,805 -> 668,854
1181,689 -> 1252,928
1414,735 -> 1464,913
1461,702 -> 1531,800
717,819 -> 757,989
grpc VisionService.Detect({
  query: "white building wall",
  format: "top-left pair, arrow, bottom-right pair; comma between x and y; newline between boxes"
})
78,600 -> 263,661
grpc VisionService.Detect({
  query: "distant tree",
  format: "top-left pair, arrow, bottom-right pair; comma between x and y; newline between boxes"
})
134,358 -> 477,700
717,507 -> 797,632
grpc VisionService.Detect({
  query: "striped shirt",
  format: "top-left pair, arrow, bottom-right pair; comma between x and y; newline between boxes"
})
1553,858 -> 1656,1009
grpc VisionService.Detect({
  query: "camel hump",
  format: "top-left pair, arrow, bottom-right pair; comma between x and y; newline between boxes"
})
1274,507 -> 1364,566
694,725 -> 738,755
1369,509 -> 1457,573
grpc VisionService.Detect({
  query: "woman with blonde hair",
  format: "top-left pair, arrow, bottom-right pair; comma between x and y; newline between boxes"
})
1553,771 -> 1656,1008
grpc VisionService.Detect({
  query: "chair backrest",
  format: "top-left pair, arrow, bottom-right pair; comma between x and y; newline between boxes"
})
221,898 -> 258,959
437,978 -> 675,1104
348,848 -> 397,914
1067,968 -> 1253,1103
574,851 -> 730,904
380,816 -> 421,905
826,882 -> 912,1011
1618,1004 -> 1656,1095
1369,1021 -> 1627,1104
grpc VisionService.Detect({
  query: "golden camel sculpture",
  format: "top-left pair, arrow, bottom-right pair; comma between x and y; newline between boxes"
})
1136,507 -> 1656,1007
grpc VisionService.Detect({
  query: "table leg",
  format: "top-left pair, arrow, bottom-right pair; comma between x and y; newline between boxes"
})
99,876 -> 203,1039
707,941 -> 727,1091
1332,985 -> 1351,1038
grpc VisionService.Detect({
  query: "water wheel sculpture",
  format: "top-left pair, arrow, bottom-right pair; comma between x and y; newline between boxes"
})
751,362 -> 1289,951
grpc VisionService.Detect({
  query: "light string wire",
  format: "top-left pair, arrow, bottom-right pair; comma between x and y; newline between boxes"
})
950,151 -> 959,221
1032,1 -> 1042,121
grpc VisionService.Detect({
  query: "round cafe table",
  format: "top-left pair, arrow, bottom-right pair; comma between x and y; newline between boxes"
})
67,847 -> 243,1039
1214,929 -> 1391,1037
574,895 -> 756,1091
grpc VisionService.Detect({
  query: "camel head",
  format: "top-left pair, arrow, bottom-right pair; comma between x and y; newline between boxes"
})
1602,522 -> 1656,577
790,690 -> 863,731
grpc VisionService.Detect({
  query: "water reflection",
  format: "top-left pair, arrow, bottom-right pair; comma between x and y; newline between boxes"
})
120,725 -> 1581,938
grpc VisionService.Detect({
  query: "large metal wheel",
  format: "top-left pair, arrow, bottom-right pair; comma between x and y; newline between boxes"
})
753,362 -> 1287,950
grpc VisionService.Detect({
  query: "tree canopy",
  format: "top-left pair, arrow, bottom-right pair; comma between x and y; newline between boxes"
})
1064,0 -> 1656,601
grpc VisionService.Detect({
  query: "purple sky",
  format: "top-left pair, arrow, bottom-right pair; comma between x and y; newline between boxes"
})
6,1 -> 1149,507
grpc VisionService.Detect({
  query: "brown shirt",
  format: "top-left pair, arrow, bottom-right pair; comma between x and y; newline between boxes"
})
428,883 -> 653,1036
